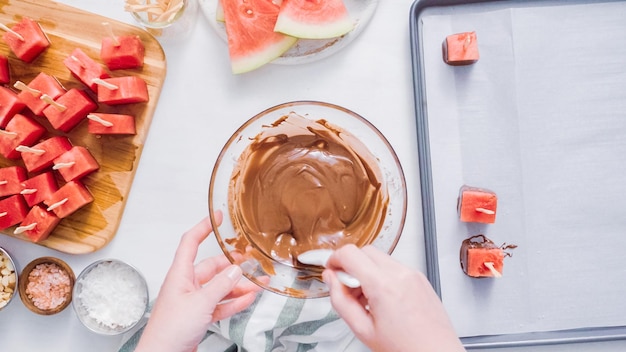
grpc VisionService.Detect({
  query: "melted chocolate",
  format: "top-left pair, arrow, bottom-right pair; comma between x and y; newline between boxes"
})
227,113 -> 389,270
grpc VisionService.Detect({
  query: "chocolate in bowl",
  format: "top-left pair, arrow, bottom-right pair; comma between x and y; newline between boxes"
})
209,101 -> 407,298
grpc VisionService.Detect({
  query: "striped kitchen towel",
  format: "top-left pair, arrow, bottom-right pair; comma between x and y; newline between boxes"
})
118,290 -> 357,352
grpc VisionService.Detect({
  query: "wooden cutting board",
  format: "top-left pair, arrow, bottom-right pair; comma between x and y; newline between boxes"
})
0,0 -> 166,254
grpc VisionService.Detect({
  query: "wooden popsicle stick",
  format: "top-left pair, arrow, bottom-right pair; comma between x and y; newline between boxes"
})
92,78 -> 118,90
0,23 -> 24,41
14,222 -> 37,234
41,94 -> 67,111
475,207 -> 495,215
14,81 -> 41,97
21,188 -> 37,195
102,22 -> 120,46
53,161 -> 75,170
87,114 -> 114,127
484,262 -> 502,278
46,198 -> 68,211
16,145 -> 45,155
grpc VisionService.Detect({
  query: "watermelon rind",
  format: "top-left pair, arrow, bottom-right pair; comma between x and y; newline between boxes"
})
274,0 -> 355,39
231,37 -> 297,74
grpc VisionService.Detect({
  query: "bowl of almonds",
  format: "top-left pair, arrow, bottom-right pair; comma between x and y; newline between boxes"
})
0,247 -> 18,311
18,256 -> 75,315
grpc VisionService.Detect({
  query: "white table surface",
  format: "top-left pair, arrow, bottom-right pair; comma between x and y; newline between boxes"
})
0,0 -> 624,351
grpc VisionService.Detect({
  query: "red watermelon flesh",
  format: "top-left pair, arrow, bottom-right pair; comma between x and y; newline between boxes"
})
100,35 -> 145,70
2,17 -> 50,63
63,48 -> 110,92
0,55 -> 10,84
44,180 -> 93,219
274,0 -> 354,39
0,113 -> 46,159
221,0 -> 297,74
97,76 -> 149,105
20,172 -> 58,207
0,195 -> 29,230
458,185 -> 497,223
0,166 -> 27,197
16,204 -> 60,243
43,88 -> 98,132
464,248 -> 504,278
53,146 -> 99,182
20,136 -> 73,173
0,86 -> 26,128
17,72 -> 66,116
87,113 -> 136,135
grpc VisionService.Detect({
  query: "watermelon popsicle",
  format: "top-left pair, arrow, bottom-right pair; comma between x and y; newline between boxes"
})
457,185 -> 498,223
460,234 -> 516,278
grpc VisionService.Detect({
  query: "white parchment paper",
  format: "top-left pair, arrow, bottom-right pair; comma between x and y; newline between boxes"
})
418,0 -> 626,338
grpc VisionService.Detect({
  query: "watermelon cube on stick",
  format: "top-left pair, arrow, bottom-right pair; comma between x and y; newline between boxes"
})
443,32 -> 479,66
0,194 -> 29,230
44,180 -> 93,219
1,17 -> 50,63
0,166 -> 27,197
460,234 -> 506,278
274,0 -> 355,39
42,88 -> 98,132
87,113 -> 136,135
221,0 -> 297,74
100,23 -> 145,70
53,146 -> 99,182
20,172 -> 58,207
63,48 -> 110,92
95,76 -> 149,105
15,72 -> 66,116
0,55 -> 10,84
14,204 -> 60,243
0,86 -> 26,128
0,113 -> 46,159
18,136 -> 73,173
457,185 -> 497,223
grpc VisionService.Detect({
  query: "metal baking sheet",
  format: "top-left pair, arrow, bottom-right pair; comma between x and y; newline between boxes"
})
409,0 -> 626,348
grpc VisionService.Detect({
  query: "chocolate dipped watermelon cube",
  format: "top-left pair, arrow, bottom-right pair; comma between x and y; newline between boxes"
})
100,35 -> 145,70
16,72 -> 66,116
53,146 -> 99,182
0,86 -> 26,128
20,171 -> 58,207
87,113 -> 136,135
2,17 -> 50,63
96,76 -> 149,105
14,204 -> 60,242
0,194 -> 29,230
443,31 -> 479,66
44,180 -> 93,219
63,48 -> 110,92
458,185 -> 497,224
19,136 -> 72,173
460,234 -> 517,278
0,166 -> 27,197
0,55 -> 10,84
42,88 -> 98,132
0,113 -> 46,159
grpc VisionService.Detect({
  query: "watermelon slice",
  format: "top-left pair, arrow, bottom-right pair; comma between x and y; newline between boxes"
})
0,194 -> 29,230
96,76 -> 149,105
87,113 -> 136,135
15,72 -> 66,116
0,86 -> 26,128
42,88 -> 98,132
2,17 -> 50,63
0,55 -> 10,84
63,48 -> 110,92
274,0 -> 355,39
0,113 -> 46,159
0,166 -> 27,197
457,185 -> 497,224
100,35 -> 145,70
53,146 -> 99,182
20,172 -> 58,207
15,204 -> 60,243
460,234 -> 504,278
221,0 -> 297,74
44,180 -> 93,219
19,136 -> 73,173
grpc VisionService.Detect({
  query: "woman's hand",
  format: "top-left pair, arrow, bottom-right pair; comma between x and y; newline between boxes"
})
135,212 -> 262,352
322,244 -> 465,352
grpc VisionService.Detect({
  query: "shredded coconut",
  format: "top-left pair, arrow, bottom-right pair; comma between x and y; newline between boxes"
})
77,261 -> 147,329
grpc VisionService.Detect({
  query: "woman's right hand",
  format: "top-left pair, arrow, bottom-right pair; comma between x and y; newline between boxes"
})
322,244 -> 465,352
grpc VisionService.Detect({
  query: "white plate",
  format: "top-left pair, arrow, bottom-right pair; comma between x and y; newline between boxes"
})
199,0 -> 379,65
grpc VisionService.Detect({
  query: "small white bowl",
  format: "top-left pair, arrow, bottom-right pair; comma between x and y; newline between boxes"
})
72,259 -> 148,335
0,247 -> 18,311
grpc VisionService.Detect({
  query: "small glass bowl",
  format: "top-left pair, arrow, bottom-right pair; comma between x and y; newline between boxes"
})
209,101 -> 407,298
0,247 -> 18,311
72,259 -> 149,335
18,256 -> 75,315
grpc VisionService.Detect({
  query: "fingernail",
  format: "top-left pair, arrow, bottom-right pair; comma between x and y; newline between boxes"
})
226,265 -> 242,281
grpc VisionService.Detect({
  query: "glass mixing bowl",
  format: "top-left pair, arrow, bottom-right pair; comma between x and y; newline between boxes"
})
208,101 -> 407,298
